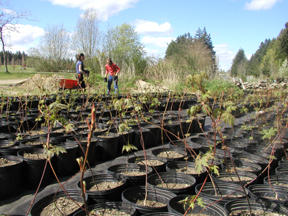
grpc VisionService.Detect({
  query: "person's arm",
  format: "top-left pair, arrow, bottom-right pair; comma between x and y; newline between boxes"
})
78,63 -> 84,74
105,65 -> 109,78
115,64 -> 120,75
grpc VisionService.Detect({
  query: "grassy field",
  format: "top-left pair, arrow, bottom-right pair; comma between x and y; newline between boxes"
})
0,65 -> 166,96
0,65 -> 75,80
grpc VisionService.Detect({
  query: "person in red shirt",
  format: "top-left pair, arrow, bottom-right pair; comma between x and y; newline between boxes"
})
105,58 -> 120,94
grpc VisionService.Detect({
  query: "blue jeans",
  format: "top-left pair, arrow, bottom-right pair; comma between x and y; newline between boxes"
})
107,75 -> 118,94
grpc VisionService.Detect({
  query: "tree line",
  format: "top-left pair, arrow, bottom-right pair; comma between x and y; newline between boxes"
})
231,22 -> 288,80
24,10 -> 217,85
0,51 -> 26,66
1,7 -> 217,86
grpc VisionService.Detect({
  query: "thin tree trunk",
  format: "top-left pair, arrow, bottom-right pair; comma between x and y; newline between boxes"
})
0,29 -> 9,73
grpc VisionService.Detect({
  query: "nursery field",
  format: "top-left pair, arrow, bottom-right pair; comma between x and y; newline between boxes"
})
0,82 -> 288,215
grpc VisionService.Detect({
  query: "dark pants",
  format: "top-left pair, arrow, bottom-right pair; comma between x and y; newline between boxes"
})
77,74 -> 86,89
107,75 -> 118,94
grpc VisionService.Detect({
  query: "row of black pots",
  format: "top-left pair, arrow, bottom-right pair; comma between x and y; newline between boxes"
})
0,154 -> 23,200
0,144 -> 80,200
28,183 -> 288,215
0,93 -> 198,114
28,185 -> 175,215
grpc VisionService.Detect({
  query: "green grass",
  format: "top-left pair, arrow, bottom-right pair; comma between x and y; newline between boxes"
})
0,72 -> 36,80
0,65 -> 75,80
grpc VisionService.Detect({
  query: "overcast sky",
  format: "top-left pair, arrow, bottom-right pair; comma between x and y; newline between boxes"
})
2,0 -> 288,70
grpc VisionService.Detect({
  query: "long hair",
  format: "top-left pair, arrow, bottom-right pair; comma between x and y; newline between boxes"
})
76,53 -> 85,61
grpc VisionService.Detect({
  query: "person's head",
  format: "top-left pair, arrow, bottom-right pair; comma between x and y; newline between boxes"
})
107,58 -> 113,65
76,53 -> 85,61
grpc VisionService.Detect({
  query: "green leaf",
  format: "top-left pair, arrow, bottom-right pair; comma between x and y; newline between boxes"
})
222,111 -> 235,126
195,151 -> 214,174
210,165 -> 220,176
122,142 -> 138,153
261,127 -> 277,140
196,197 -> 204,208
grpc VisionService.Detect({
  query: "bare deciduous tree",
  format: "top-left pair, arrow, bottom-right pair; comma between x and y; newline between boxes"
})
0,7 -> 25,72
41,25 -> 70,61
73,9 -> 99,58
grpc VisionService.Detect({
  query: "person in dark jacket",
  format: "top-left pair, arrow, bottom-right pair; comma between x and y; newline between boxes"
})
76,53 -> 89,89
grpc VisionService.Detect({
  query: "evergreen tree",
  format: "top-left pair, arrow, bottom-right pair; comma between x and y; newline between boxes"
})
277,22 -> 288,61
246,39 -> 271,77
231,49 -> 247,77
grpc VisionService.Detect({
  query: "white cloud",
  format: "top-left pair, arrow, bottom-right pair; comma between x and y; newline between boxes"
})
3,24 -> 45,52
143,47 -> 163,58
135,20 -> 172,34
245,0 -> 280,10
47,0 -> 139,20
141,36 -> 174,48
214,44 -> 235,71
0,8 -> 17,16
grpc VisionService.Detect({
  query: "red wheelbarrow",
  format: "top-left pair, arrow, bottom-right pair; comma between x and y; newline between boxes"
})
59,79 -> 79,89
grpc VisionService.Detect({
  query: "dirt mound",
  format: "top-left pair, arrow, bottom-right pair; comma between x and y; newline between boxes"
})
20,74 -> 63,93
132,80 -> 169,93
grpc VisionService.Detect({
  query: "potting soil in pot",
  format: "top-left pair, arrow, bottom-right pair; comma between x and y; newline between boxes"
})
23,153 -> 47,160
228,209 -> 284,216
89,181 -> 124,192
136,159 -> 164,167
156,183 -> 191,190
0,157 -> 17,167
0,140 -> 14,148
175,166 -> 197,175
120,170 -> 146,176
88,208 -> 130,216
157,151 -> 184,159
136,200 -> 166,208
40,196 -> 83,216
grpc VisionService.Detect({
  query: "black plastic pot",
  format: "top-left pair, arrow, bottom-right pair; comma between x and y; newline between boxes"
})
0,133 -> 13,140
215,171 -> 257,186
17,147 -> 54,189
97,133 -> 121,161
225,198 -> 288,216
0,139 -> 18,156
122,186 -> 176,215
188,135 -> 213,152
223,159 -> 262,174
246,144 -> 284,160
235,151 -> 269,167
263,174 -> 288,188
168,194 -> 228,216
107,163 -> 153,186
169,138 -> 202,155
77,173 -> 128,203
148,171 -> 196,195
278,157 -> 288,167
72,137 -> 99,166
152,147 -> 186,161
128,155 -> 167,172
248,184 -> 288,207
162,120 -> 181,142
143,212 -> 179,216
73,202 -> 137,216
144,124 -> 162,149
195,181 -> 250,206
30,190 -> 85,216
166,160 -> 206,184
55,142 -> 79,177
275,165 -> 288,175
0,155 -> 23,200
132,127 -> 154,150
